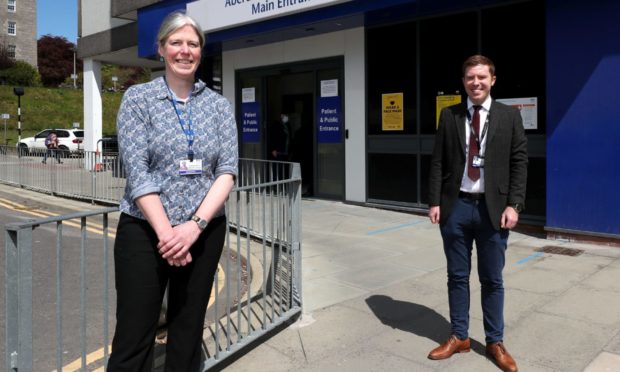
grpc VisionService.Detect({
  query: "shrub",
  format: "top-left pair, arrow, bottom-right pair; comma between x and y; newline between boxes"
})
0,61 -> 40,86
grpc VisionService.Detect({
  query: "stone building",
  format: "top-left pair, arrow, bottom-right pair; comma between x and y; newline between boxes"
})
1,0 -> 37,67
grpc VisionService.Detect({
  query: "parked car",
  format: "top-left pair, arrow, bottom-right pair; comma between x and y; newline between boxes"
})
18,129 -> 84,156
100,135 -> 118,155
98,135 -> 125,177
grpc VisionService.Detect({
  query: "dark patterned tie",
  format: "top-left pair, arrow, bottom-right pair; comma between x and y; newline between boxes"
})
467,105 -> 482,181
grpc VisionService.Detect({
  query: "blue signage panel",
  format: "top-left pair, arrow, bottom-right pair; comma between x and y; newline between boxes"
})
546,0 -> 620,236
316,96 -> 342,143
241,102 -> 261,143
137,0 -> 190,58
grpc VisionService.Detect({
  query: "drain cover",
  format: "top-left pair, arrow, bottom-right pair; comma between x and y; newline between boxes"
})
536,245 -> 584,256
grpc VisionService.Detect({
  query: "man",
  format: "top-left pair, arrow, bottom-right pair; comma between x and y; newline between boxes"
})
269,113 -> 290,161
427,55 -> 527,372
42,130 -> 62,164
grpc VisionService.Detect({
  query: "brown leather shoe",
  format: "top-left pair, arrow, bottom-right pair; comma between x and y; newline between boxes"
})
486,342 -> 518,372
428,335 -> 471,360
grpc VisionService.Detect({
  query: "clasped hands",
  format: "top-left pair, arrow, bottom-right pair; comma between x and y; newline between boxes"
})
157,221 -> 202,266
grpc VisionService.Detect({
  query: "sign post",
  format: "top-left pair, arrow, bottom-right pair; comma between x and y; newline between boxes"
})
1,113 -> 9,145
13,87 -> 24,146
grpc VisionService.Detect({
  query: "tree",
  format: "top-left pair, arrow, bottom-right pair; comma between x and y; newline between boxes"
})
37,35 -> 82,87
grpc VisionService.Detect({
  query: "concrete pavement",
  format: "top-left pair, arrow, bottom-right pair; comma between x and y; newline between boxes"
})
221,198 -> 620,372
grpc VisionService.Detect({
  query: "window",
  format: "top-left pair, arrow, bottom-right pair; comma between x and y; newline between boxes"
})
8,21 -> 16,35
367,21 -> 418,135
419,12 -> 477,134
8,0 -> 16,12
7,44 -> 15,59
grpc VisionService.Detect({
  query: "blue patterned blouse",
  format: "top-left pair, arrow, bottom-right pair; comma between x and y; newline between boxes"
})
116,76 -> 238,225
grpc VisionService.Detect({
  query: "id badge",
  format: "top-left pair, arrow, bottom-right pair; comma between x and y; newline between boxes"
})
472,155 -> 484,168
179,159 -> 203,175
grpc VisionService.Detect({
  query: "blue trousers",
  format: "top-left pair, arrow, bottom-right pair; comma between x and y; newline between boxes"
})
440,198 -> 508,344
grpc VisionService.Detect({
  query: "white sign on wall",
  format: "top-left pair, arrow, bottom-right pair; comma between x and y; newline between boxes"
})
242,87 -> 256,103
496,97 -> 538,130
320,79 -> 338,98
188,0 -> 352,33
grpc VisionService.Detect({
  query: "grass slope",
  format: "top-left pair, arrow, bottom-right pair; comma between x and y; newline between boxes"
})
0,86 -> 122,145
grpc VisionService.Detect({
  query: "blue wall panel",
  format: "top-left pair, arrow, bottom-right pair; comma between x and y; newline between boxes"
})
138,0 -> 190,58
547,0 -> 620,235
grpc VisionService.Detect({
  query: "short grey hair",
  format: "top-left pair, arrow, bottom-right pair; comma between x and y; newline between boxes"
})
157,11 -> 205,49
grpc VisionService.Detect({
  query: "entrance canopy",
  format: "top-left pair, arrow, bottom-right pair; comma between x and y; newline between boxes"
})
137,0 -> 498,58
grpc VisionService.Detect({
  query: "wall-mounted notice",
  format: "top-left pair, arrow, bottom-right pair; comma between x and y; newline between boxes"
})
496,97 -> 538,130
241,102 -> 260,143
242,87 -> 255,103
321,79 -> 338,98
382,93 -> 404,131
436,94 -> 462,128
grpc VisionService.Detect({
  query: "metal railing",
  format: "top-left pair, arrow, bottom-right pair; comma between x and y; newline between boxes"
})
0,145 -> 129,204
2,152 -> 302,371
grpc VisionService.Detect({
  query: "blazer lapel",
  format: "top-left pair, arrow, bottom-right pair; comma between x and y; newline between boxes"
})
486,101 -> 500,145
455,104 -> 467,156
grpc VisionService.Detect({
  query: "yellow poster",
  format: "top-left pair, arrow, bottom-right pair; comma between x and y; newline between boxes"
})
382,93 -> 404,131
436,94 -> 462,128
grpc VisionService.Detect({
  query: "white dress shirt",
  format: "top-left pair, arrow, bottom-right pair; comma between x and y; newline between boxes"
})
460,96 -> 492,193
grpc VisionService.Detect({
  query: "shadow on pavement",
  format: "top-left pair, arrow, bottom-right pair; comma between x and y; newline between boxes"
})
365,294 -> 486,356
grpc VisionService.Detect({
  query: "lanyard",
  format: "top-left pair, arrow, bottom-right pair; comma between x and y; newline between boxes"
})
168,87 -> 195,161
466,108 -> 490,153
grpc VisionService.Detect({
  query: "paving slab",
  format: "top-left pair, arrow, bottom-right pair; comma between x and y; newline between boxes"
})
584,351 -> 620,372
301,277 -> 367,312
297,344 -> 430,372
540,286 -> 620,326
509,313 -> 615,372
328,262 -> 427,291
582,261 -> 620,292
295,304 -> 387,364
504,266 -> 588,295
384,246 -> 448,272
604,330 -> 620,355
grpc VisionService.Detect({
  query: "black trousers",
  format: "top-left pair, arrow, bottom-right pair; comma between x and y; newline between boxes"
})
107,213 -> 226,372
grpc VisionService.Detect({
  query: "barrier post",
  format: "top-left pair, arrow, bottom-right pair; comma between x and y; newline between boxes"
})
5,226 -> 34,372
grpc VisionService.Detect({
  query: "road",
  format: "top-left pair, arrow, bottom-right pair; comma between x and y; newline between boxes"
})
0,188 -> 117,371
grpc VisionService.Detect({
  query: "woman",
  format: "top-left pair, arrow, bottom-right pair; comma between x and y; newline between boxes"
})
107,11 -> 238,371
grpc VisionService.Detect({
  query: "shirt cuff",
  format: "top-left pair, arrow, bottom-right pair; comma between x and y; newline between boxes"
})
214,167 -> 238,179
130,183 -> 161,201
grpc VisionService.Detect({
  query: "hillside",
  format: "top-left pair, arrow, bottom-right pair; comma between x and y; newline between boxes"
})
0,86 -> 122,145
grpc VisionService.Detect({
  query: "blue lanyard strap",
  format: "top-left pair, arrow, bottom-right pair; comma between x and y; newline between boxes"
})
168,88 -> 195,161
